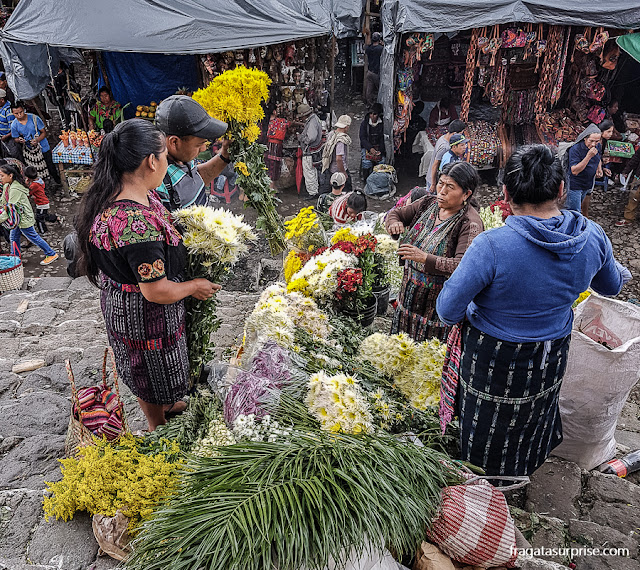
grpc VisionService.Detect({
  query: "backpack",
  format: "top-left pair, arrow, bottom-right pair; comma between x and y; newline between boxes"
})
557,141 -> 575,174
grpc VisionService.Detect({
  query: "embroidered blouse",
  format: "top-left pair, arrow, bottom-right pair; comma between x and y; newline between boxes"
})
89,191 -> 186,288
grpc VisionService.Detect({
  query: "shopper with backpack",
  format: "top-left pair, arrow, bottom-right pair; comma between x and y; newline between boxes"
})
565,124 -> 602,217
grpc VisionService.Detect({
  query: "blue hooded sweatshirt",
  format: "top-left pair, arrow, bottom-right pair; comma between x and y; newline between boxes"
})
436,210 -> 625,342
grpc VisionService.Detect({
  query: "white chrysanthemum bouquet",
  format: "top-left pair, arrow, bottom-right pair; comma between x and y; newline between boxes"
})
358,332 -> 447,409
478,206 -> 506,230
306,371 -> 373,434
173,205 -> 257,381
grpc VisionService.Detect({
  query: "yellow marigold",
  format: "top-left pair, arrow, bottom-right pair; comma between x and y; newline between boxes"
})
284,250 -> 304,283
331,227 -> 358,244
235,161 -> 250,176
287,276 -> 311,296
193,66 -> 271,125
241,123 -> 261,143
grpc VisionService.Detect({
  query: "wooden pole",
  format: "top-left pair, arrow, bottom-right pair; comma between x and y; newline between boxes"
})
362,0 -> 371,99
330,35 -> 336,124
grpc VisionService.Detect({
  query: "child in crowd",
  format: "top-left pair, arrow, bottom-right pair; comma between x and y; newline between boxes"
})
316,171 -> 346,213
24,166 -> 63,233
439,134 -> 469,171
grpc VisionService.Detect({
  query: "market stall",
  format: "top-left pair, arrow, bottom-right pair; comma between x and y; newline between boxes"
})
51,129 -> 102,194
379,0 -> 640,170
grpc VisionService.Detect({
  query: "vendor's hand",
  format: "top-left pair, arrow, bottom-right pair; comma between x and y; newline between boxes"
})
190,278 -> 221,301
587,147 -> 599,159
387,221 -> 405,235
603,167 -> 612,177
398,244 -> 427,264
219,138 -> 231,153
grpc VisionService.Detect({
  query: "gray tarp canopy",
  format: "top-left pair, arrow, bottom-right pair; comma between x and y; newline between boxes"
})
1,0 -> 365,99
379,0 -> 640,159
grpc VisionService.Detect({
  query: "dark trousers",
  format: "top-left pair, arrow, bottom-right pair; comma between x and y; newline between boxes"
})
43,149 -> 61,184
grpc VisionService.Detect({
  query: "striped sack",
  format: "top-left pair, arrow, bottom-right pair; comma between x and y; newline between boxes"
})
426,480 -> 518,568
73,386 -> 124,441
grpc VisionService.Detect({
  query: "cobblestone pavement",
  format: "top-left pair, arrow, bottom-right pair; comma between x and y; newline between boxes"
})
0,100 -> 639,569
0,276 -> 638,569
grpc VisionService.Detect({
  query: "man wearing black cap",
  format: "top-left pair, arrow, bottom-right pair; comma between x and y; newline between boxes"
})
154,95 -> 231,211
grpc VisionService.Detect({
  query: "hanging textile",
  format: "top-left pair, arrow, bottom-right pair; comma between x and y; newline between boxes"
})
534,26 -> 564,119
551,26 -> 571,106
461,28 -> 479,122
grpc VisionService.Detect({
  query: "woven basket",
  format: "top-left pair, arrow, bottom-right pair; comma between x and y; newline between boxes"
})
0,254 -> 23,292
64,347 -> 129,457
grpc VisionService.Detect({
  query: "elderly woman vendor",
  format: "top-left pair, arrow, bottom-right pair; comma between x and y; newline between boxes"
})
89,87 -> 122,132
436,145 -> 630,476
385,161 -> 483,341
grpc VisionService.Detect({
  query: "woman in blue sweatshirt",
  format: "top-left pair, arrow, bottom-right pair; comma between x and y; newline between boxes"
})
436,145 -> 630,477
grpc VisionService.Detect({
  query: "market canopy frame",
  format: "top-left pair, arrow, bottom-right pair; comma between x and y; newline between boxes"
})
1,0 -> 368,99
379,0 -> 640,159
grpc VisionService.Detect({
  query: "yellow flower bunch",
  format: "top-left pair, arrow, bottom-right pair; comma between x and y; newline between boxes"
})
241,124 -> 261,143
44,435 -> 182,533
331,227 -> 358,244
284,206 -> 318,240
287,276 -> 312,295
358,333 -> 446,409
306,372 -> 373,434
235,161 -> 250,176
192,66 -> 271,126
284,250 -> 304,283
573,290 -> 591,308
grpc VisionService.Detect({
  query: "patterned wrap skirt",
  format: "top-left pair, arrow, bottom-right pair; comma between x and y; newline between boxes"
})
100,278 -> 189,405
266,141 -> 284,181
458,324 -> 571,477
391,266 -> 448,341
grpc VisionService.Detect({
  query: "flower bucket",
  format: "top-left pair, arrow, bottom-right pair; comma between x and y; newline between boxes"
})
373,285 -> 390,316
341,296 -> 377,328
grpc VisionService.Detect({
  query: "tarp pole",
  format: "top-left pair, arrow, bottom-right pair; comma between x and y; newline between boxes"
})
330,35 -> 336,123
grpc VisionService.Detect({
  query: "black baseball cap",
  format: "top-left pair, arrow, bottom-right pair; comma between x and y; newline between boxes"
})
155,95 -> 228,140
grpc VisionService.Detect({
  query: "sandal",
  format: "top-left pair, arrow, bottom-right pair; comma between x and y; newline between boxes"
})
615,219 -> 634,227
164,400 -> 188,419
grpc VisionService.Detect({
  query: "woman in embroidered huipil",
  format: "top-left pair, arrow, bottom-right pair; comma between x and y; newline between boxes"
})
384,161 -> 483,341
76,119 -> 220,431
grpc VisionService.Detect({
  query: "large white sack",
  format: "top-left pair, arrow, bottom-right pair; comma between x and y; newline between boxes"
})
552,294 -> 640,470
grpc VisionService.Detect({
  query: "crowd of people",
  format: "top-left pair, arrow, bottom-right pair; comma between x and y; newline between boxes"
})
0,70 -> 634,480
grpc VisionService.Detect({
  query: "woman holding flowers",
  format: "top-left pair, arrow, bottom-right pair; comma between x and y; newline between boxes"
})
76,119 -> 221,432
437,145 -> 629,476
385,162 -> 483,341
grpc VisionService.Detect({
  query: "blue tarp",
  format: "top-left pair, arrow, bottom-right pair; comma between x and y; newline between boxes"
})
101,52 -> 199,119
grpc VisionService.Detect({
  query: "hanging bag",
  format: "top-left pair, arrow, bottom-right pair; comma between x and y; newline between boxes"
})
65,347 -> 129,457
0,242 -> 23,292
590,27 -> 609,54
488,25 -> 503,66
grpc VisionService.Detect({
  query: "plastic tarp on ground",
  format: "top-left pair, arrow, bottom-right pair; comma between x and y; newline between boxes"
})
0,0 -> 333,100
379,0 -> 640,159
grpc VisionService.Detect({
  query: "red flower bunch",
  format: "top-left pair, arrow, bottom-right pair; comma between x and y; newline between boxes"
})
335,268 -> 363,300
311,246 -> 328,257
490,199 -> 512,221
330,241 -> 357,255
354,235 -> 377,256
